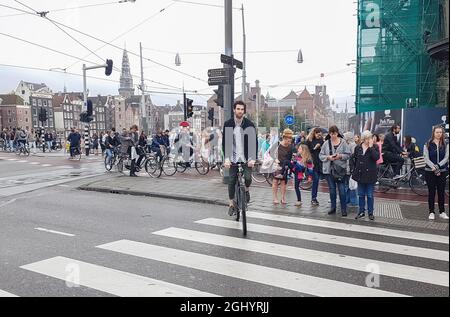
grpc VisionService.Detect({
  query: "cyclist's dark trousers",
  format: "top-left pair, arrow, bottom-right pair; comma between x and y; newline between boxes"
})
383,152 -> 404,175
136,155 -> 145,167
152,148 -> 163,162
425,171 -> 447,213
70,145 -> 78,157
228,165 -> 252,200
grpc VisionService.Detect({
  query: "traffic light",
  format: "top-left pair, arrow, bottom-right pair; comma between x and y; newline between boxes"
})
38,108 -> 48,123
208,108 -> 215,123
80,111 -> 94,123
213,85 -> 224,108
87,100 -> 93,116
186,98 -> 194,118
105,59 -> 113,76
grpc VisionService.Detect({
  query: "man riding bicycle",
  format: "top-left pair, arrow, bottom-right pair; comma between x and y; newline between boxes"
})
222,101 -> 258,216
382,124 -> 408,177
67,128 -> 81,158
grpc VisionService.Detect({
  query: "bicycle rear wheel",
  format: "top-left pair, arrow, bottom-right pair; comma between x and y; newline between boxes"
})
117,158 -> 125,174
300,178 -> 313,190
104,155 -> 114,171
409,169 -> 428,196
374,165 -> 392,193
445,175 -> 449,198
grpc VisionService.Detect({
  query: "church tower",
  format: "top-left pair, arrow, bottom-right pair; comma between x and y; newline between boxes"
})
118,48 -> 135,98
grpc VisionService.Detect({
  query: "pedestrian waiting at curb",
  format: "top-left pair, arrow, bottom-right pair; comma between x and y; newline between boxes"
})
292,144 -> 314,207
423,126 -> 449,220
319,126 -> 351,217
352,130 -> 380,221
271,129 -> 295,205
305,127 -> 324,206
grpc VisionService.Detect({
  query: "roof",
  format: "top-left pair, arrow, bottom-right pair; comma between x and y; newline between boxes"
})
298,88 -> 313,100
282,90 -> 298,100
23,81 -> 48,91
0,94 -> 25,106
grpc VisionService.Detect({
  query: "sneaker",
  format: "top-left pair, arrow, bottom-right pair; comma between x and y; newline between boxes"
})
355,213 -> 365,220
328,209 -> 336,215
369,214 -> 375,221
295,201 -> 302,207
246,191 -> 250,204
439,213 -> 449,220
429,213 -> 436,220
311,199 -> 320,207
228,204 -> 236,216
342,211 -> 348,217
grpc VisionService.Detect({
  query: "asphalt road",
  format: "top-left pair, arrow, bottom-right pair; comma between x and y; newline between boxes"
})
0,152 -> 448,297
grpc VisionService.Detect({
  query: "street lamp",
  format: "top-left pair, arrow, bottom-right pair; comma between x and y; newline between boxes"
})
297,49 -> 304,64
175,53 -> 181,66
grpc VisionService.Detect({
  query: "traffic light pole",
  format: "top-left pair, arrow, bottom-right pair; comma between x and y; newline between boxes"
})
82,64 -> 90,156
223,0 -> 233,185
183,93 -> 187,122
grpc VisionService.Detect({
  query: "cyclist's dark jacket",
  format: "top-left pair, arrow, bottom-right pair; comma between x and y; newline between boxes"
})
382,132 -> 403,155
222,117 -> 258,162
67,132 -> 81,147
351,144 -> 380,184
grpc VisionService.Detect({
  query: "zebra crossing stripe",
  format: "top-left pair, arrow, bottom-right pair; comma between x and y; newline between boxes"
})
153,228 -> 449,287
20,256 -> 218,297
245,211 -> 449,244
196,219 -> 449,262
0,289 -> 17,297
97,240 -> 408,297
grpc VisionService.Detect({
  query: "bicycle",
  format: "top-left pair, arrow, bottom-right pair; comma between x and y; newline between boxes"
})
445,174 -> 449,198
230,163 -> 248,236
69,145 -> 82,161
15,142 -> 30,156
375,160 -> 427,196
104,147 -> 120,172
173,150 -> 210,176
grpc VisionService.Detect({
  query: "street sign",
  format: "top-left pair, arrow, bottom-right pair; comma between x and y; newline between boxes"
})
208,76 -> 231,86
221,54 -> 243,70
208,68 -> 231,78
284,115 -> 295,125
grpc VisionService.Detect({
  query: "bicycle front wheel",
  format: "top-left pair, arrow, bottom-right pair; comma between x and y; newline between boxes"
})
239,186 -> 247,236
162,155 -> 177,176
300,178 -> 313,190
195,160 -> 210,175
410,169 -> 428,196
145,157 -> 162,178
105,155 -> 113,171
251,165 -> 267,183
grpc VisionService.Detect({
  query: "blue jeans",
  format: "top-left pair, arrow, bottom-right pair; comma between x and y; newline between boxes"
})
357,183 -> 375,215
294,177 -> 302,202
311,170 -> 320,201
345,175 -> 358,206
106,149 -> 113,164
326,175 -> 347,212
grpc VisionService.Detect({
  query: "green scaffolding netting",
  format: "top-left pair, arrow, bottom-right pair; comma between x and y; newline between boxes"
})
356,0 -> 442,113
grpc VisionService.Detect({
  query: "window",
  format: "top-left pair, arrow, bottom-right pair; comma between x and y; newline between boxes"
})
22,90 -> 25,95
26,118 -> 28,123
49,100 -> 52,107
32,99 -> 36,107
43,100 -> 47,106
7,110 -> 11,115
38,99 -> 42,106
8,118 -> 12,123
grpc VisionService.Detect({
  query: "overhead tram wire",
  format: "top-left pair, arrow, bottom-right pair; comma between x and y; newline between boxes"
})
9,2 -> 207,83
0,31 -> 185,91
65,1 -> 177,71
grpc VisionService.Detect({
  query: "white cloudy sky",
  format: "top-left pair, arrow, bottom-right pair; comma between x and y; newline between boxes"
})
0,0 -> 357,111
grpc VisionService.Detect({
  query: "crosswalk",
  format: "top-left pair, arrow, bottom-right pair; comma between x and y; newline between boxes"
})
3,212 -> 449,297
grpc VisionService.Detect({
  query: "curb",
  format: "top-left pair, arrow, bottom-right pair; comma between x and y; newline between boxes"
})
78,185 -> 229,207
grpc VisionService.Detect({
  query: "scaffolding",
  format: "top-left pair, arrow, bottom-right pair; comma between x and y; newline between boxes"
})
356,0 -> 443,113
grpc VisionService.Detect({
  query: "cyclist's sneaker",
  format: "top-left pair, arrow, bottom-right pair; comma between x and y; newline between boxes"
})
428,213 -> 435,220
246,191 -> 250,204
228,204 -> 237,216
439,213 -> 449,220
311,199 -> 320,206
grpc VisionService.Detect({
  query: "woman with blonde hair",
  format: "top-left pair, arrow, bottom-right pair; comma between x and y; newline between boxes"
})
271,129 -> 295,205
292,144 -> 314,206
352,130 -> 380,221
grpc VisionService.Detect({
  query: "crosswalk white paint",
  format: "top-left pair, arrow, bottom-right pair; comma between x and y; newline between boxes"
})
21,257 -> 218,297
153,227 -> 449,287
35,228 -> 75,237
97,240 -> 408,297
0,289 -> 17,297
196,219 -> 449,262
246,211 -> 449,244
